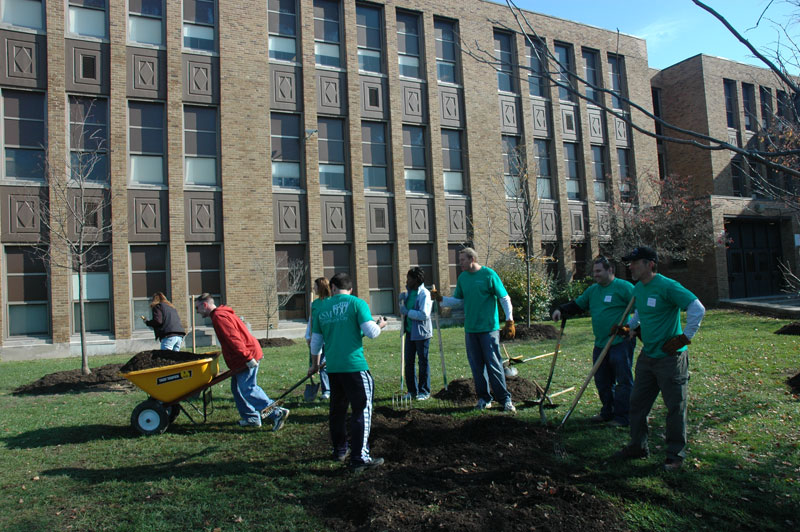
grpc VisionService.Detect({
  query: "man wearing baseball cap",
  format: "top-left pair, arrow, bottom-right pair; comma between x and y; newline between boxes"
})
614,246 -> 706,471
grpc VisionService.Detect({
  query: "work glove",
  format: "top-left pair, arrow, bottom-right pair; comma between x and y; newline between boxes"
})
557,301 -> 582,320
610,324 -> 631,337
501,320 -> 515,340
430,288 -> 443,303
662,333 -> 690,355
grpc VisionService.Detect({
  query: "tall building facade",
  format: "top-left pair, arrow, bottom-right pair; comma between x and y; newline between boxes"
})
0,0 -> 657,359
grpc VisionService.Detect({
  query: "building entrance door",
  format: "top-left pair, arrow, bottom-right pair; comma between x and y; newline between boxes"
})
725,219 -> 782,298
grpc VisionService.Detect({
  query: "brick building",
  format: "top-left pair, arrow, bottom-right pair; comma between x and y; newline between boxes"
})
1,0 -> 660,359
653,54 -> 799,304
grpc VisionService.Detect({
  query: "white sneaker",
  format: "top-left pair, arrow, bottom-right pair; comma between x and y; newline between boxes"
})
416,393 -> 430,401
320,392 -> 330,400
504,401 -> 516,413
272,407 -> 289,432
475,399 -> 493,410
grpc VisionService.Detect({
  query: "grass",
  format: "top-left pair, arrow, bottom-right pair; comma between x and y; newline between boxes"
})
1,310 -> 798,531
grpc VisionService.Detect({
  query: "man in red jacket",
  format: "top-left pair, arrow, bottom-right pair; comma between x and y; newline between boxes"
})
195,293 -> 289,430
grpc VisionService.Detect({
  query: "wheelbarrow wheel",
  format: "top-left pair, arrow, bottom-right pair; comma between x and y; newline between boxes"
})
131,400 -> 170,435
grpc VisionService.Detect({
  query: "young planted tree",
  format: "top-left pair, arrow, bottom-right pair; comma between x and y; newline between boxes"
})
258,257 -> 308,338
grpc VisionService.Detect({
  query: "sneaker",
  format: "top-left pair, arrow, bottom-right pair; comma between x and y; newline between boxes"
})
416,393 -> 430,401
320,392 -> 331,400
590,414 -> 611,423
260,403 -> 277,420
238,419 -> 261,427
272,407 -> 289,432
350,457 -> 384,474
607,419 -> 629,428
503,400 -> 516,413
613,445 -> 649,460
474,399 -> 493,410
663,458 -> 683,471
332,448 -> 351,463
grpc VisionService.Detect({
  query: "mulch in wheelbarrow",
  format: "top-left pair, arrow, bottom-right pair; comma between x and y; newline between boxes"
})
119,350 -> 212,373
433,377 -> 541,404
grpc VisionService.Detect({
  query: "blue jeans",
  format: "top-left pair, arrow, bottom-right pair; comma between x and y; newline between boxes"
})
465,330 -> 510,404
161,335 -> 183,351
404,333 -> 431,396
592,338 -> 635,424
309,349 -> 330,394
231,363 -> 280,425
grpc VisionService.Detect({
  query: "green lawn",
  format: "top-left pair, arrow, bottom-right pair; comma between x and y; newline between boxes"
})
1,310 -> 798,531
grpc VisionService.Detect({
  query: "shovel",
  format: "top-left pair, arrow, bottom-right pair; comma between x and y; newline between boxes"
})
303,375 -> 320,402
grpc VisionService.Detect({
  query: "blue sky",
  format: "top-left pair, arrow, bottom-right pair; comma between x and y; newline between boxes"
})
504,0 -> 799,72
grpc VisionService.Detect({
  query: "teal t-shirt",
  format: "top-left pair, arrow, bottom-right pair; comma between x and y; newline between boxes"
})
575,277 -> 634,348
453,266 -> 509,333
632,274 -> 698,358
405,289 -> 418,333
311,293 -> 374,372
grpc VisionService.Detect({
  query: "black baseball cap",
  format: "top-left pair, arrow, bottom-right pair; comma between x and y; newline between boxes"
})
622,246 -> 658,263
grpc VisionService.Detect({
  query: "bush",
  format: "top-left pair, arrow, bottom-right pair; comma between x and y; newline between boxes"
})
551,275 -> 593,313
491,249 -> 553,322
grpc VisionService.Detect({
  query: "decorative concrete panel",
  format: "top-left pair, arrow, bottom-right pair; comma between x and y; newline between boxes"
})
273,193 -> 307,242
540,203 -> 558,241
596,205 -> 611,241
366,196 -> 394,240
321,195 -> 351,241
185,191 -> 223,242
613,115 -> 629,147
0,30 -> 45,89
446,199 -> 469,240
129,190 -> 168,242
68,188 -> 109,242
271,64 -> 302,112
588,107 -> 605,143
361,76 -> 386,119
569,205 -> 586,238
317,71 -> 343,115
407,198 -> 433,242
499,95 -> 519,134
127,47 -> 166,99
439,86 -> 463,128
65,39 -> 109,94
183,54 -> 219,104
401,81 -> 425,123
531,100 -> 550,138
1,186 -> 46,242
561,105 -> 578,141
507,200 -> 524,240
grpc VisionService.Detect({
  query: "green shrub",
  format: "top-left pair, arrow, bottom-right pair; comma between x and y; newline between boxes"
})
551,275 -> 593,313
491,249 -> 553,322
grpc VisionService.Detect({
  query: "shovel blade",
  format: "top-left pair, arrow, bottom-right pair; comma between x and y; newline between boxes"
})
303,382 -> 320,402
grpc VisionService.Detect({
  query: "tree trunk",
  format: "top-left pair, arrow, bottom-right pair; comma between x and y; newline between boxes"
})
78,263 -> 91,375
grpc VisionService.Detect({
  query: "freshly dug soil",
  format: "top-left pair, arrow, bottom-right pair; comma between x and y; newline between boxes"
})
258,337 -> 295,348
434,377 -> 541,404
788,370 -> 800,394
119,350 -> 212,374
319,407 -> 626,531
12,363 -> 134,395
775,322 -> 800,335
505,323 -> 560,341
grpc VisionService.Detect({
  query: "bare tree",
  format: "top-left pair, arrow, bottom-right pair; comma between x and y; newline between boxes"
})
37,97 -> 113,375
258,258 -> 308,338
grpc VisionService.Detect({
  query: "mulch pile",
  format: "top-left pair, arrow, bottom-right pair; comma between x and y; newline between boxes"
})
788,371 -> 800,394
258,337 -> 295,348
319,407 -> 626,531
119,350 -> 213,373
434,377 -> 541,404
12,363 -> 134,395
775,322 -> 800,335
502,323 -> 560,341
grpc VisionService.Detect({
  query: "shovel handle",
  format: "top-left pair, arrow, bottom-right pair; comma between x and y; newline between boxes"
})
540,317 -> 567,423
431,284 -> 448,390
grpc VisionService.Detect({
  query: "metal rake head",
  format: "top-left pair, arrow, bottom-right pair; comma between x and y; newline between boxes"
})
392,392 -> 412,410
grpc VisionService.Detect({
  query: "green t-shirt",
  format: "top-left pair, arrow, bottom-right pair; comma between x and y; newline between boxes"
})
453,266 -> 509,333
405,289 -> 418,333
632,274 -> 698,359
575,277 -> 634,348
311,293 -> 374,372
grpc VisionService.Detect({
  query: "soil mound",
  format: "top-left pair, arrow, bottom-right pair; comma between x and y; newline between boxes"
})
433,377 -> 542,404
503,323 -> 560,341
258,337 -> 295,348
775,322 -> 800,335
788,371 -> 800,394
119,350 -> 213,374
320,408 -> 625,531
12,363 -> 134,395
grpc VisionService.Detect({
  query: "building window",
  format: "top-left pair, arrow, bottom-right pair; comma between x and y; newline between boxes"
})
617,147 -> 633,202
276,244 -> 307,319
777,90 -> 792,121
742,83 -> 756,131
442,129 -> 464,194
447,243 -> 468,291
502,135 -> 522,197
526,38 -> 547,98
591,145 -> 607,202
130,244 -> 168,331
760,86 -> 773,129
187,244 -> 221,326
652,87 -> 664,137
572,243 -> 587,278
533,139 -> 552,199
582,49 -> 600,103
268,0 -> 297,62
397,11 -> 422,79
494,31 -> 515,93
129,101 -> 164,185
184,106 -> 218,185
368,244 -> 394,314
409,243 -> 434,288
2,90 -> 45,181
554,43 -> 574,102
434,18 -> 457,83
542,242 -> 558,277
2,0 -> 44,30
6,246 -> 48,336
323,244 -> 350,280
313,0 -> 340,67
271,113 -> 302,188
362,121 -> 388,191
356,4 -> 383,74
69,96 -> 109,183
68,0 -> 106,39
403,125 -> 427,192
723,79 -> 737,128
608,54 -> 624,109
129,0 -> 163,46
72,246 -> 111,334
563,142 -> 581,200
318,117 -> 346,190
183,0 -> 215,51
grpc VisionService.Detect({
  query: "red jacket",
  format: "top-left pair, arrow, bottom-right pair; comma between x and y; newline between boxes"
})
209,305 -> 263,371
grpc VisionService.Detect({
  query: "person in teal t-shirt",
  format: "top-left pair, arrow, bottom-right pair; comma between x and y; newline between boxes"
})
552,256 -> 635,426
614,247 -> 705,472
398,267 -> 433,400
309,273 -> 387,473
433,247 -> 517,412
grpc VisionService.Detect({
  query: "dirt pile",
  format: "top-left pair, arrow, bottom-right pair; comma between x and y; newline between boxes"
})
319,407 -> 625,531
788,371 -> 800,394
433,377 -> 542,404
504,323 -> 560,341
119,350 -> 214,373
258,337 -> 295,348
775,322 -> 800,335
12,363 -> 134,395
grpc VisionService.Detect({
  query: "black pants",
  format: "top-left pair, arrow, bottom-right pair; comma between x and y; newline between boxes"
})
328,371 -> 375,465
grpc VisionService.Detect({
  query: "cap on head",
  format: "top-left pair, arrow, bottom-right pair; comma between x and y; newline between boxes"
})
622,246 -> 658,264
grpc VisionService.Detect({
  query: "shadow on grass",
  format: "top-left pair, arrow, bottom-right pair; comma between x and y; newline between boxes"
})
2,423 -> 137,448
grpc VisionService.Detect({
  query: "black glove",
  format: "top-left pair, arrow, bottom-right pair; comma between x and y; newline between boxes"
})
557,301 -> 582,319
610,324 -> 630,337
662,334 -> 690,355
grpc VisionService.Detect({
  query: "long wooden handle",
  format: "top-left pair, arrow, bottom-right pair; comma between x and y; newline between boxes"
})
540,317 -> 567,423
432,284 -> 448,390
